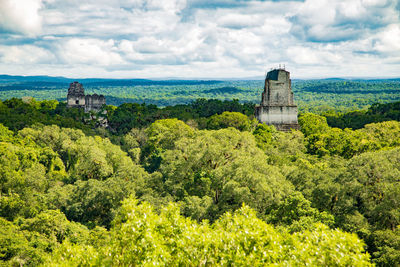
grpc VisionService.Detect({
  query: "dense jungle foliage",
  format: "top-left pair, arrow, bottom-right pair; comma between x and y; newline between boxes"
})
1,95 -> 400,266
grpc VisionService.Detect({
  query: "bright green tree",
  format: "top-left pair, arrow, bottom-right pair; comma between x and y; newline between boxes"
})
46,198 -> 373,266
206,111 -> 256,131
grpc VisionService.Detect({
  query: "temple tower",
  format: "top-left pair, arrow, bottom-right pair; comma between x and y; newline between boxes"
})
66,81 -> 106,112
255,68 -> 299,131
67,81 -> 85,108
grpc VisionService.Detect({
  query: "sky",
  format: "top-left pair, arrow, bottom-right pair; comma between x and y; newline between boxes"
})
0,0 -> 399,79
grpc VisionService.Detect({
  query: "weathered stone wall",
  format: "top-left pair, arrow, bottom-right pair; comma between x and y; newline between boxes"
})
68,82 -> 84,94
85,94 -> 106,112
67,82 -> 106,112
256,69 -> 299,131
67,95 -> 85,107
255,105 -> 298,125
261,69 -> 294,106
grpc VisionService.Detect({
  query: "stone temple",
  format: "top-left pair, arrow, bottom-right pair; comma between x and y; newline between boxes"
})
67,81 -> 106,112
255,68 -> 299,131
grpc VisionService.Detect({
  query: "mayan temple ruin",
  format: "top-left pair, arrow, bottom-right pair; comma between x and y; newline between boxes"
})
66,81 -> 106,112
255,68 -> 299,131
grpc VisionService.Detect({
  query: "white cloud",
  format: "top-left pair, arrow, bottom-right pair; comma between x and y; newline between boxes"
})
59,38 -> 124,66
0,44 -> 54,64
0,0 -> 399,78
119,0 -> 187,12
133,37 -> 170,54
217,14 -> 262,29
373,24 -> 400,55
287,46 -> 343,65
290,0 -> 400,42
0,0 -> 43,36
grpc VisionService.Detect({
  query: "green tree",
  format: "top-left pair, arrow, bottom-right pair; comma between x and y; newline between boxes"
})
62,178 -> 137,228
158,127 -> 293,220
267,192 -> 334,232
0,218 -> 34,266
142,119 -> 194,172
370,227 -> 400,266
46,198 -> 373,266
206,111 -> 256,131
298,113 -> 330,137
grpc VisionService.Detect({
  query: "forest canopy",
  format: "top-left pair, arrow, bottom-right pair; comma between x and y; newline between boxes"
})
1,95 -> 400,266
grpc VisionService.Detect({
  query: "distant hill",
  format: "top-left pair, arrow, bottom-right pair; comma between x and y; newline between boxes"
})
298,80 -> 400,94
1,74 -> 399,84
171,87 -> 246,96
0,75 -> 72,83
202,87 -> 246,94
0,75 -> 222,86
85,79 -> 222,86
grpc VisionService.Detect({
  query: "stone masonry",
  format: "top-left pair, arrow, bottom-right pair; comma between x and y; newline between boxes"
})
255,69 -> 300,131
67,81 -> 106,112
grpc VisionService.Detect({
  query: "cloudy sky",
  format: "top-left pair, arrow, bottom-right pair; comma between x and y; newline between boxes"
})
0,0 -> 399,79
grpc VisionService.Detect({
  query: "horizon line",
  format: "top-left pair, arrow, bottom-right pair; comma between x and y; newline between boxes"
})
0,73 -> 399,81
